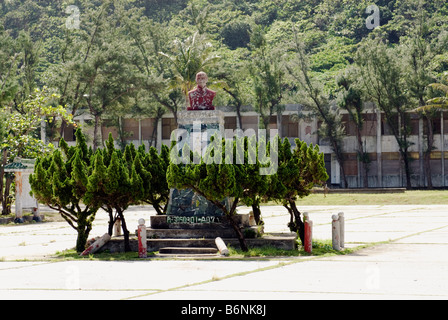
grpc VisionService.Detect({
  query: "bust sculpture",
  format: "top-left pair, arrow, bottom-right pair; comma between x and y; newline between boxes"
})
187,71 -> 216,111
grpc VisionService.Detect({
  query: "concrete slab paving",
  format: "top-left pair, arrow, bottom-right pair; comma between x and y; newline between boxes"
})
0,204 -> 447,300
144,242 -> 448,300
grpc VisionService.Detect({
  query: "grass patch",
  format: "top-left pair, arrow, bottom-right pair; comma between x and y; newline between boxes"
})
53,249 -> 156,261
263,190 -> 448,206
228,239 -> 355,258
52,239 -> 354,260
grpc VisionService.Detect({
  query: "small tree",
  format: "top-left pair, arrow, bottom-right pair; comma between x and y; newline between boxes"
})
1,88 -> 73,215
419,74 -> 448,111
355,38 -> 412,189
268,137 -> 328,245
248,25 -> 285,136
237,135 -> 269,226
159,31 -> 220,108
287,31 -> 347,188
84,134 -> 144,252
30,129 -> 98,252
138,145 -> 170,215
337,67 -> 370,188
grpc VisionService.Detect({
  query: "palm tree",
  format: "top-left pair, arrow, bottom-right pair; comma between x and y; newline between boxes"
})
159,32 -> 220,107
417,73 -> 448,111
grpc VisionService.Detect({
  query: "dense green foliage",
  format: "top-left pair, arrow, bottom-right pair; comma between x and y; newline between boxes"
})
30,130 -> 170,252
4,0 -> 448,251
269,137 -> 328,243
167,134 -> 328,250
2,0 -> 447,190
1,0 -> 447,109
0,88 -> 72,215
30,129 -> 97,252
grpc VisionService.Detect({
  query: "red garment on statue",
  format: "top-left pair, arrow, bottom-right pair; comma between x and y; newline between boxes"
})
187,86 -> 216,110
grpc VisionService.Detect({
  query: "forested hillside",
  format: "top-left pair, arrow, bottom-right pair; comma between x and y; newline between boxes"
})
1,0 -> 448,188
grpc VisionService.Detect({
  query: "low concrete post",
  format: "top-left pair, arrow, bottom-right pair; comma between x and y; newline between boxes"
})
80,233 -> 111,256
332,214 -> 341,251
215,237 -> 229,256
113,217 -> 122,237
137,218 -> 147,258
303,212 -> 312,253
32,207 -> 41,222
338,212 -> 345,248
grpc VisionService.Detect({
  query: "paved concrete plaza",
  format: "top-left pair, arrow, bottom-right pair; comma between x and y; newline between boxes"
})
0,204 -> 447,300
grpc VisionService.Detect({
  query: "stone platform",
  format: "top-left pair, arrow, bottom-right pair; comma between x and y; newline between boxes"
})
100,233 -> 298,254
98,213 -> 298,254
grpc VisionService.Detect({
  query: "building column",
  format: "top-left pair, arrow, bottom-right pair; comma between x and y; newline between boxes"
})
442,111 -> 445,187
419,117 -> 424,187
157,118 -> 162,151
331,154 -> 341,185
138,119 -> 142,145
376,109 -> 382,188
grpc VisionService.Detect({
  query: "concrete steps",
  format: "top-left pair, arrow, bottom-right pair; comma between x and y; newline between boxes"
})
145,226 -> 259,239
100,233 -> 298,254
158,247 -> 219,255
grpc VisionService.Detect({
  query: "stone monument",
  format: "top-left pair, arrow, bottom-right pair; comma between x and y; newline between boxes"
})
146,71 -> 255,253
119,72 -> 296,254
166,71 -> 227,222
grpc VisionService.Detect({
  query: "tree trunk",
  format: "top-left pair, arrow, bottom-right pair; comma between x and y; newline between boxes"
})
401,150 -> 412,190
106,206 -> 115,236
216,197 -> 248,252
236,106 -> 243,130
284,199 -> 304,245
76,223 -> 89,253
117,208 -> 131,252
153,202 -> 164,216
251,202 -> 262,225
400,113 -> 413,190
93,114 -> 102,151
150,118 -> 159,148
2,174 -> 13,216
357,129 -> 369,188
227,214 -> 248,252
0,149 -> 6,214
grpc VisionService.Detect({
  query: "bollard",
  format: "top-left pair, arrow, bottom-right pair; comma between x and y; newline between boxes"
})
137,218 -> 147,258
332,214 -> 341,251
32,207 -> 41,222
303,212 -> 312,253
338,212 -> 345,248
303,212 -> 309,221
113,217 -> 122,237
215,237 -> 229,256
304,220 -> 313,253
80,233 -> 111,256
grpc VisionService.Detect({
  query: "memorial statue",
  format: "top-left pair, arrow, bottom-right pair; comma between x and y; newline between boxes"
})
187,71 -> 216,111
166,71 -> 226,218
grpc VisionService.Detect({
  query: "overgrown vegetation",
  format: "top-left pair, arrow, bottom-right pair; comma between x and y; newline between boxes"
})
30,129 -> 170,252
2,0 -> 448,254
167,135 -> 328,251
2,0 -> 447,194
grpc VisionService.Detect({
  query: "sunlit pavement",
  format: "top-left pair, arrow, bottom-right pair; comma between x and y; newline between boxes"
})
0,204 -> 447,300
